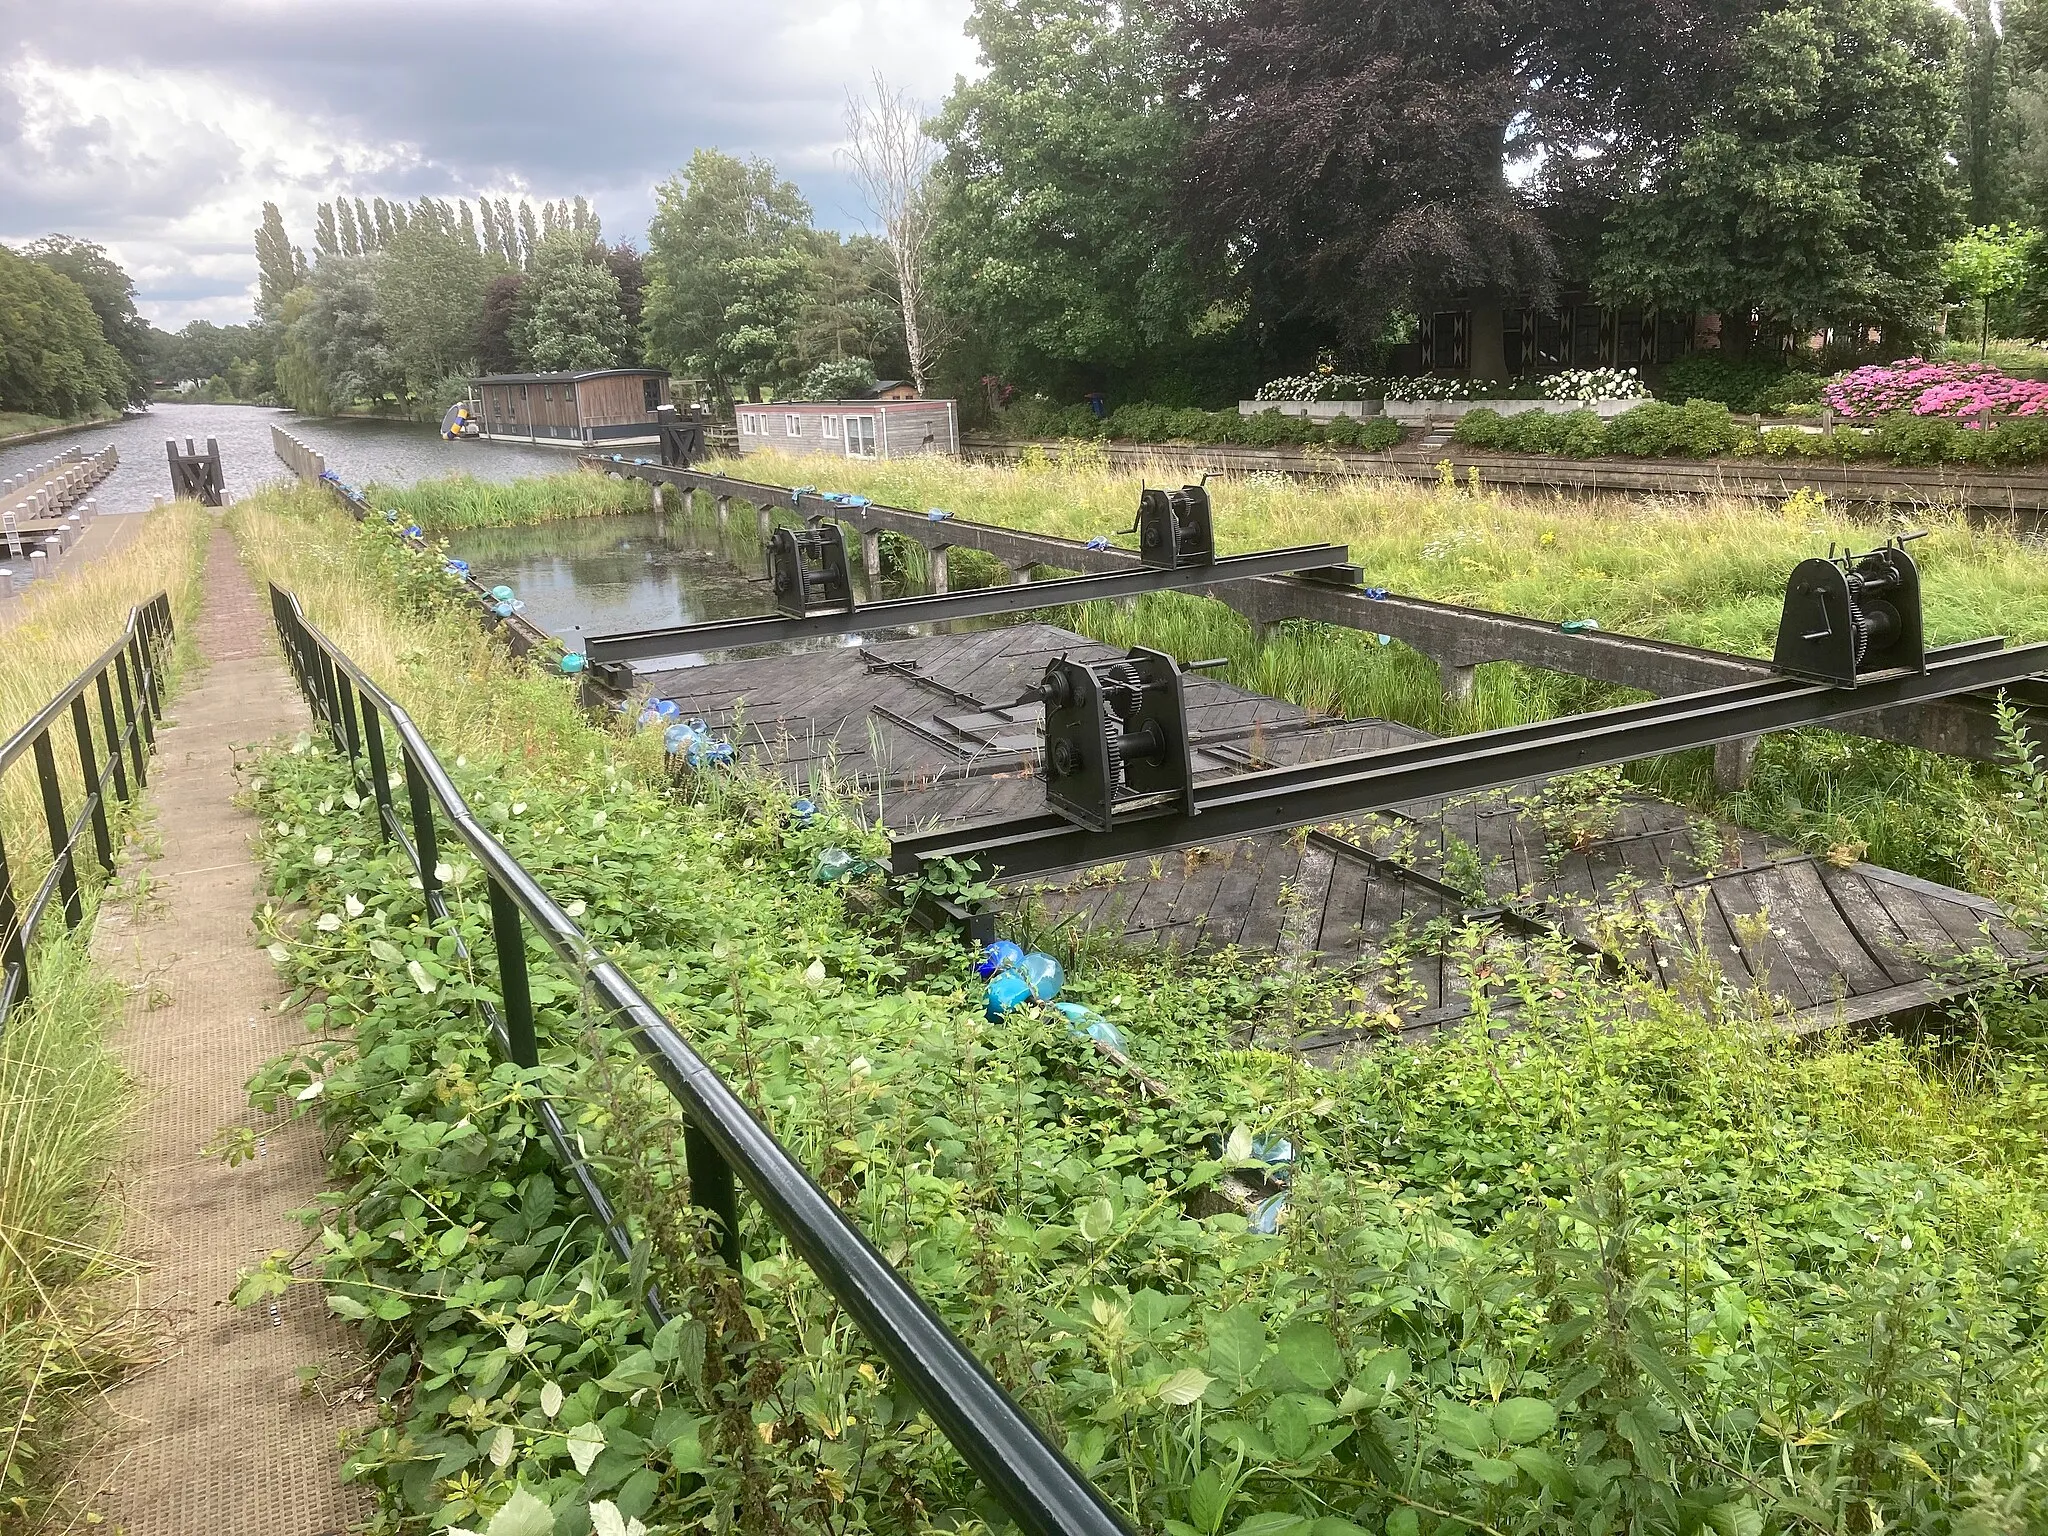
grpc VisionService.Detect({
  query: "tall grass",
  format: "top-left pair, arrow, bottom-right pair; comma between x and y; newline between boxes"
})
0,500 -> 207,1527
1,500 -> 209,903
0,934 -> 145,1529
368,471 -> 655,532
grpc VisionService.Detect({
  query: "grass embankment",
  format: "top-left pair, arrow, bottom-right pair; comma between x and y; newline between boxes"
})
231,479 -> 2048,1535
0,409 -> 120,444
369,472 -> 656,532
719,450 -> 2048,894
0,498 -> 209,1527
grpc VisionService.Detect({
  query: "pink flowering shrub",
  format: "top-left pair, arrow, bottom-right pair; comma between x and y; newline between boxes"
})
1824,358 -> 2048,421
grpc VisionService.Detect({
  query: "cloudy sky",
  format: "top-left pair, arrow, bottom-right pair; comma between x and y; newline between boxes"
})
0,0 -> 979,330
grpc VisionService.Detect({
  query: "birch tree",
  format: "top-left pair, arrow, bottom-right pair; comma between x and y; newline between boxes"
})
843,72 -> 942,395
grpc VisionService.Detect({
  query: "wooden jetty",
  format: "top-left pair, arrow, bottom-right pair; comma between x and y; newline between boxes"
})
638,622 -> 2041,1053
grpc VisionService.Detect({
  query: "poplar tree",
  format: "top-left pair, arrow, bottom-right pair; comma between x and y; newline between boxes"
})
336,198 -> 362,257
373,197 -> 397,248
354,197 -> 378,251
518,202 -> 541,267
253,201 -> 306,324
314,203 -> 340,258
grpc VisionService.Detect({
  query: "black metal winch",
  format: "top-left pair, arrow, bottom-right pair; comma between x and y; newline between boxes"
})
1128,480 -> 1215,568
1773,535 -> 1927,687
767,520 -> 857,618
1040,646 -> 1196,832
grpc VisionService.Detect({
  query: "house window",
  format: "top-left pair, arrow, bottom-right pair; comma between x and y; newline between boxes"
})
823,414 -> 840,441
643,377 -> 661,410
786,414 -> 802,436
544,385 -> 554,403
740,414 -> 754,435
845,415 -> 877,458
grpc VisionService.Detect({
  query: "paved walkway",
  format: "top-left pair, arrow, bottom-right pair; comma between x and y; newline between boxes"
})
89,524 -> 367,1534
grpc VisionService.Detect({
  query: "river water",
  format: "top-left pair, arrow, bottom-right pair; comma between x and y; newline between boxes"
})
0,402 -> 573,518
0,401 -> 804,650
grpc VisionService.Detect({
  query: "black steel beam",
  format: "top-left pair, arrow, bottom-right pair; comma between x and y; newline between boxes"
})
583,543 -> 1350,667
890,638 -> 2048,883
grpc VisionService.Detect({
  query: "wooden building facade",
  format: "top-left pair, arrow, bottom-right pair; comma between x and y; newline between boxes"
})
1403,301 -> 1702,381
467,369 -> 672,446
735,399 -> 959,460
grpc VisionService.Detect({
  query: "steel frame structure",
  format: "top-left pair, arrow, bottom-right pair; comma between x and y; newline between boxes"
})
583,542 -> 1352,675
890,637 -> 2048,885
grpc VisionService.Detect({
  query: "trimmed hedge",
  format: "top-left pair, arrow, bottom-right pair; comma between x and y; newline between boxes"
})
994,399 -> 1404,452
1454,399 -> 2048,469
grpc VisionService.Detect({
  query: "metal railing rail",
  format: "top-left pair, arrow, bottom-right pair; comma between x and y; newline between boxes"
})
0,593 -> 174,1030
266,583 -> 1133,1536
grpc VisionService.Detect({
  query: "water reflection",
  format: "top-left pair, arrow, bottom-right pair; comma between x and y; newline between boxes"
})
450,511 -> 773,647
0,402 -> 580,515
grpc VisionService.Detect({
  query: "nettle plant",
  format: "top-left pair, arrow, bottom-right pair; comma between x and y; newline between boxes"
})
230,507 -> 2048,1536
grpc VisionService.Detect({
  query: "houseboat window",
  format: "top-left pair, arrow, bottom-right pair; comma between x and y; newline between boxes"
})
642,378 -> 661,410
824,414 -> 840,440
786,414 -> 802,436
845,415 -> 877,458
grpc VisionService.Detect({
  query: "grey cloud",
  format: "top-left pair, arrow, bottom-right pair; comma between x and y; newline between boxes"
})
0,0 -> 974,325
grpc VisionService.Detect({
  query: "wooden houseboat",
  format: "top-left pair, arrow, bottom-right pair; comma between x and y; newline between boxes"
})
467,368 -> 672,447
735,397 -> 959,460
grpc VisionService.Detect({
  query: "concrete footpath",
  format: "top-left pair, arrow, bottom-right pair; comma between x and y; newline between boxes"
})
88,525 -> 368,1534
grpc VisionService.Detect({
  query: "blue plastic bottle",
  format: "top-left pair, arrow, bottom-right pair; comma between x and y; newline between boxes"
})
976,940 -> 1025,979
1020,951 -> 1064,1001
790,797 -> 818,825
1248,1193 -> 1288,1235
1050,1000 -> 1125,1051
815,848 -> 860,883
985,971 -> 1033,1019
560,652 -> 586,675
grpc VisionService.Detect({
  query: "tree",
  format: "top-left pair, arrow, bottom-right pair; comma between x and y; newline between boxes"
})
354,197 -> 378,252
273,285 -> 332,414
1956,0 -> 2020,226
1174,0 -> 1755,354
1945,224 -> 2042,351
643,149 -> 817,401
0,244 -> 129,416
375,209 -> 492,391
336,198 -> 363,257
792,355 -> 879,400
602,242 -> 646,337
793,232 -> 906,377
253,202 -> 307,325
518,202 -> 541,268
843,71 -> 942,394
477,273 -> 528,373
373,197 -> 397,248
294,255 -> 402,403
23,234 -> 153,401
314,203 -> 340,259
1599,0 -> 1963,346
927,0 -> 1205,382
495,198 -> 522,266
513,248 -> 628,371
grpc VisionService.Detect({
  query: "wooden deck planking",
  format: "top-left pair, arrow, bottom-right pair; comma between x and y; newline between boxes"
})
641,621 -> 2038,1040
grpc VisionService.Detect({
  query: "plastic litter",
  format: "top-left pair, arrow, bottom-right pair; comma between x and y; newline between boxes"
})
444,559 -> 470,575
984,970 -> 1033,1019
926,508 -> 953,522
637,697 -> 681,728
1376,633 -> 1392,646
1051,1000 -> 1125,1052
1085,535 -> 1112,551
1020,951 -> 1064,1001
814,847 -> 871,883
1364,586 -> 1389,600
1248,1192 -> 1288,1235
491,600 -> 524,618
1251,1134 -> 1295,1185
559,652 -> 586,675
1560,618 -> 1602,633
490,585 -> 515,603
792,486 -> 818,507
403,524 -> 423,539
976,939 -> 1025,980
790,797 -> 818,826
383,509 -> 400,523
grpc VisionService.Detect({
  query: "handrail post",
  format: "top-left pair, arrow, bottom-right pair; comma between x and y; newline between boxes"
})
0,828 -> 25,1008
335,669 -> 363,761
70,696 -> 115,874
96,672 -> 130,805
486,877 -> 537,1068
401,745 -> 441,900
114,650 -> 148,787
361,706 -> 395,843
686,1126 -> 741,1269
32,731 -> 81,929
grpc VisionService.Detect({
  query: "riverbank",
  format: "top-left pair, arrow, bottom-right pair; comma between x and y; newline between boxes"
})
0,408 -> 123,449
220,470 -> 2048,1536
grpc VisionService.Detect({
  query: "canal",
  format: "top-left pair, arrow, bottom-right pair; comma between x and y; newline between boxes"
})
0,402 -> 573,517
